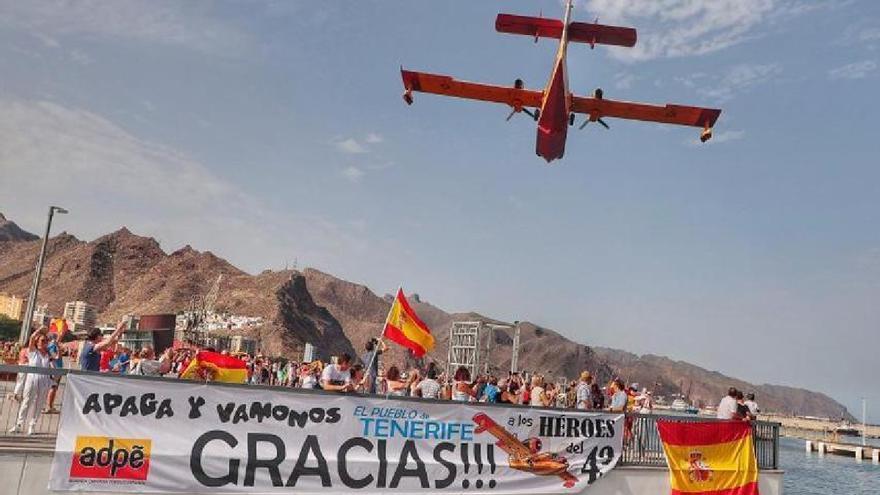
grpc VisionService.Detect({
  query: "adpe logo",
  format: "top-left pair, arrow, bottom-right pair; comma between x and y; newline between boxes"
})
69,436 -> 152,481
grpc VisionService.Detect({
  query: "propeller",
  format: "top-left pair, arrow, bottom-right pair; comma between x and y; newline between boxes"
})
507,108 -> 539,121
579,115 -> 610,130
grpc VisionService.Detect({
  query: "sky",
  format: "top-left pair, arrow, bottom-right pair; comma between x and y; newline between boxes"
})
1,0 -> 878,421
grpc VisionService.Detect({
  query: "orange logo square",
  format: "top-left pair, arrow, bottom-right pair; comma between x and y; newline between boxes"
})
69,436 -> 152,481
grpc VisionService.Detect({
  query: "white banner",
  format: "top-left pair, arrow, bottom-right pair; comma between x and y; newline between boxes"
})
50,374 -> 623,494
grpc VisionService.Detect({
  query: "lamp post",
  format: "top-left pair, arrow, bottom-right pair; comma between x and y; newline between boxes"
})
19,205 -> 68,345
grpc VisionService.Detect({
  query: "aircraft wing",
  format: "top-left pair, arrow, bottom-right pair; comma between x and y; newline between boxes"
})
571,95 -> 721,129
401,70 -> 543,110
473,413 -> 533,458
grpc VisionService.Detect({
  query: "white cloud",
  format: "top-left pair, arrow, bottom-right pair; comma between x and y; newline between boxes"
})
613,72 -> 637,90
682,63 -> 782,103
0,1 -> 248,56
334,133 -> 385,154
335,138 -> 368,154
828,60 -> 877,80
581,0 -> 836,61
0,98 -> 365,274
341,166 -> 365,182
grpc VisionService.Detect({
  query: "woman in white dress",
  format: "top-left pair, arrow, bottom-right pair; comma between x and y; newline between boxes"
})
10,330 -> 54,435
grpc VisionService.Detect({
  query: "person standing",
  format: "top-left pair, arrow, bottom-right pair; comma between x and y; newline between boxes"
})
576,371 -> 593,410
43,332 -> 65,414
383,366 -> 409,397
414,366 -> 442,399
79,321 -> 126,372
361,338 -> 387,394
451,366 -> 475,402
530,376 -> 548,407
716,387 -> 739,420
10,330 -> 53,435
591,383 -> 605,409
608,379 -> 629,413
321,354 -> 354,392
744,393 -> 759,419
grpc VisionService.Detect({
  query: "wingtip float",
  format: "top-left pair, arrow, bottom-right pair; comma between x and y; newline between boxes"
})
400,0 -> 721,163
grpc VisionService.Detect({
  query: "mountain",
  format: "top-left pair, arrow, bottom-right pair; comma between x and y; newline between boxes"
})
0,214 -> 853,420
0,213 -> 39,242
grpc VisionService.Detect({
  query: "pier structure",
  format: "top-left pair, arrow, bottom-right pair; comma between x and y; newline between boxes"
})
805,439 -> 880,463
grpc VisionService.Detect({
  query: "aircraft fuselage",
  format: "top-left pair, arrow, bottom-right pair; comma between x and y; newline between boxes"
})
536,1 -> 573,162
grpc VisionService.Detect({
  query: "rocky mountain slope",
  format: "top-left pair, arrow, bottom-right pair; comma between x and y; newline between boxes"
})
0,213 -> 38,242
0,214 -> 853,420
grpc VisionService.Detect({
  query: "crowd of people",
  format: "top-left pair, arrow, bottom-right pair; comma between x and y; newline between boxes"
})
5,324 -> 761,436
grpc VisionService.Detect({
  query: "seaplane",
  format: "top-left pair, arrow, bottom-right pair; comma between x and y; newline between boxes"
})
473,413 -> 579,488
401,0 -> 722,163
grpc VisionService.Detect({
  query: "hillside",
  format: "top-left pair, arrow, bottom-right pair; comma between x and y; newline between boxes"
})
0,213 -> 38,242
0,214 -> 853,420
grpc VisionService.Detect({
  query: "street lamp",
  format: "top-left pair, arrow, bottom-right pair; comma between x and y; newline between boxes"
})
19,205 -> 68,345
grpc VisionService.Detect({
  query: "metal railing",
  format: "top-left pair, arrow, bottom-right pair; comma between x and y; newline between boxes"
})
0,365 -> 779,469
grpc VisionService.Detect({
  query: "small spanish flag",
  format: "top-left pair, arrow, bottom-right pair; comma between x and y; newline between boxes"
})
383,288 -> 435,357
657,420 -> 759,495
49,318 -> 69,336
180,351 -> 248,384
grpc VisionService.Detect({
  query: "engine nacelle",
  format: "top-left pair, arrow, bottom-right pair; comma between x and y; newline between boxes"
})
523,437 -> 543,454
700,127 -> 712,143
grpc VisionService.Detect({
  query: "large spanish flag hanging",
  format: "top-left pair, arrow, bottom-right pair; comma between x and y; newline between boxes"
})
180,351 -> 248,384
657,420 -> 759,495
383,288 -> 435,357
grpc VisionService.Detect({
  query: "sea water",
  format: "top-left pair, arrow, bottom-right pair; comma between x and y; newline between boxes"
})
780,436 -> 879,494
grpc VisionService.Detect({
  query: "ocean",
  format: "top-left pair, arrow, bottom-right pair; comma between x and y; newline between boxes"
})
780,436 -> 879,494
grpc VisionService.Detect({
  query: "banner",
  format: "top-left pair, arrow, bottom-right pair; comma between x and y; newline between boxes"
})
51,374 -> 623,494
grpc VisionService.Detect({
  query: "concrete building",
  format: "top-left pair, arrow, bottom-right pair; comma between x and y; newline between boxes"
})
230,335 -> 257,355
0,293 -> 25,320
31,304 -> 50,327
63,301 -> 97,332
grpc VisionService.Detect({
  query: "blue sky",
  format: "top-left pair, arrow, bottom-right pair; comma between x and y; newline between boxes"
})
1,0 -> 878,420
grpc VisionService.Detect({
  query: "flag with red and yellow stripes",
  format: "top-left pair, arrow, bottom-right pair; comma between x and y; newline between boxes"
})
657,420 -> 759,495
383,288 -> 435,357
180,351 -> 248,384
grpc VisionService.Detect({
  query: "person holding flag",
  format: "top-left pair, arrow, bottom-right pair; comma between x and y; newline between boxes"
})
364,288 -> 435,389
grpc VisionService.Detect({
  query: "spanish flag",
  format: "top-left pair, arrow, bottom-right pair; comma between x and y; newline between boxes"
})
657,420 -> 759,495
180,351 -> 248,384
49,318 -> 69,336
383,288 -> 435,357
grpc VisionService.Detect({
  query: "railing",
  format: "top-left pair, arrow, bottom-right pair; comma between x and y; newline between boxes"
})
620,412 -> 780,470
0,364 -> 779,469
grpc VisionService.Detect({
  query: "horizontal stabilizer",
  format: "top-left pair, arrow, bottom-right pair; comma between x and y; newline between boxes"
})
496,14 -> 637,48
496,14 -> 564,39
569,22 -> 636,48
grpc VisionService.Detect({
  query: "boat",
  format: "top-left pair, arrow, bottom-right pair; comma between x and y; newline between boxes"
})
834,423 -> 861,436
